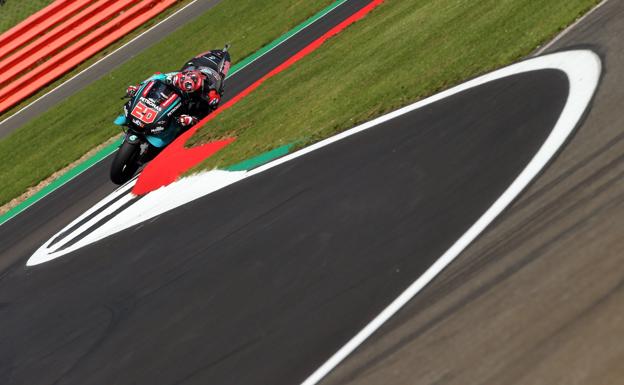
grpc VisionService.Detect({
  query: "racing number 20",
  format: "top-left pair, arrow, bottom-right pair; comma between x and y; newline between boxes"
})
131,102 -> 158,124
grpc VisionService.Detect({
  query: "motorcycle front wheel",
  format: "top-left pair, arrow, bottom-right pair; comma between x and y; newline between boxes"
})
110,140 -> 140,185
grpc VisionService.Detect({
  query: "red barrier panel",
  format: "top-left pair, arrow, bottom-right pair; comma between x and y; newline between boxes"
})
0,0 -> 138,83
0,0 -> 95,62
0,0 -> 75,54
0,0 -> 178,114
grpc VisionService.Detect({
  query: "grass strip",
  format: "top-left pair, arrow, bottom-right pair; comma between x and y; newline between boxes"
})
225,144 -> 294,172
187,0 -> 601,171
0,0 -> 54,34
227,0 -> 349,77
0,0 -> 336,206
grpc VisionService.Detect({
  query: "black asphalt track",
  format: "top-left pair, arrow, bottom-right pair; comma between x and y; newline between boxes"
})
0,69 -> 570,384
0,0 -> 225,139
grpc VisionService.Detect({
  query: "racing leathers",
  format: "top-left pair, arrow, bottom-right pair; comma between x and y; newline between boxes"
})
125,47 -> 231,129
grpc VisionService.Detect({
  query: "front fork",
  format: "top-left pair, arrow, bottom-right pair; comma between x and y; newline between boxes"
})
123,131 -> 150,163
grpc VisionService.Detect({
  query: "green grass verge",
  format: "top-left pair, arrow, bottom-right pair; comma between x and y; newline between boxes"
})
0,0 -> 54,34
0,0 -> 335,206
187,0 -> 600,171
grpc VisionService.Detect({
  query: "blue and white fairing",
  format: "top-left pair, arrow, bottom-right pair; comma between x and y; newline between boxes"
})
114,74 -> 183,148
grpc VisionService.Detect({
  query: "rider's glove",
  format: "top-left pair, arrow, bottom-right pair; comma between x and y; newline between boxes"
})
126,85 -> 139,98
207,90 -> 221,109
177,114 -> 198,127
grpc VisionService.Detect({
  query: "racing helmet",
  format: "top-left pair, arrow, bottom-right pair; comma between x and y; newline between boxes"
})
173,70 -> 205,93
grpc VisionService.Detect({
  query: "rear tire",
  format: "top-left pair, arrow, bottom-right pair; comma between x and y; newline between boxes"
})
110,140 -> 140,185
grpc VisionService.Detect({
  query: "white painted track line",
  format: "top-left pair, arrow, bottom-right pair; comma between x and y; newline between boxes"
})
299,50 -> 601,385
534,0 -> 610,56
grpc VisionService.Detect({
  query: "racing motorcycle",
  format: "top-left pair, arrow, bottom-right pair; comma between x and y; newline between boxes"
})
110,45 -> 231,185
110,74 -> 184,185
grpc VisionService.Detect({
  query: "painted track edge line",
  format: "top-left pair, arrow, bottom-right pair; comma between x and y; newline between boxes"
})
534,0 -> 610,56
0,0 -> 349,228
297,50 -> 602,385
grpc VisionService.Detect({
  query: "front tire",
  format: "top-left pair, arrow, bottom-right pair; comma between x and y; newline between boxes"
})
110,140 -> 140,185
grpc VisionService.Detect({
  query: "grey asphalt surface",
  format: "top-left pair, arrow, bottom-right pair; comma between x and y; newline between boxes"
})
0,68 -> 572,384
0,0 -> 223,140
321,2 -> 624,384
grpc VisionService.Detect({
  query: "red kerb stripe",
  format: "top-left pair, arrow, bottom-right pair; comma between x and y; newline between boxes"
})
133,0 -> 384,195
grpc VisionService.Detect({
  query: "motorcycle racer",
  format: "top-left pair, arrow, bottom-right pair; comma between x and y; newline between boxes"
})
125,46 -> 231,129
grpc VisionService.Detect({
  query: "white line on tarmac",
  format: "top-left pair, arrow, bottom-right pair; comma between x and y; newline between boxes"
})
299,50 -> 601,385
534,0 -> 610,55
